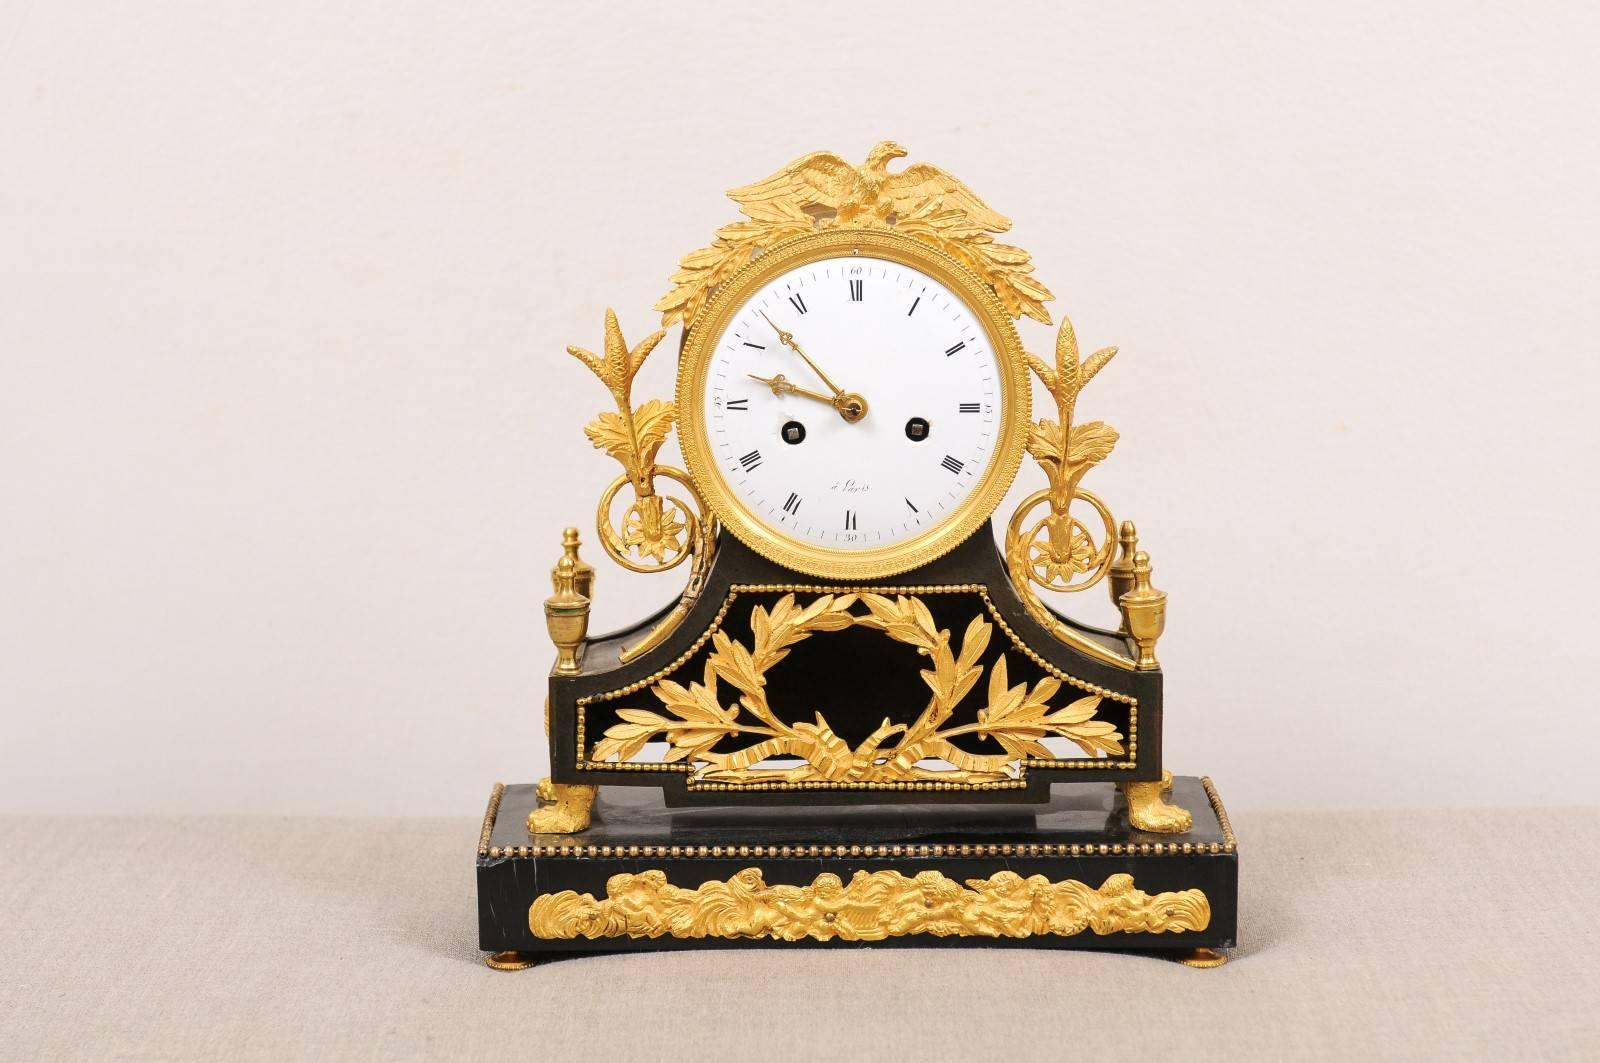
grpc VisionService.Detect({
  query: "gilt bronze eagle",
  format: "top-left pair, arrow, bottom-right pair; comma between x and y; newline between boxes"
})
657,141 -> 1054,328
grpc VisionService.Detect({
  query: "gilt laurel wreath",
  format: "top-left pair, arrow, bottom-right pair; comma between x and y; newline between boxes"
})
591,593 -> 1125,784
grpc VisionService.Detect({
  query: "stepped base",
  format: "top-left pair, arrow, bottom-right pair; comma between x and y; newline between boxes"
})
476,775 -> 1237,961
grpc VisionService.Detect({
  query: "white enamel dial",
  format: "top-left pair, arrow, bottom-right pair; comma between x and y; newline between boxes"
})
702,254 -> 1002,551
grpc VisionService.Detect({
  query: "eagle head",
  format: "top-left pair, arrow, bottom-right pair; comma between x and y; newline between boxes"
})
865,141 -> 908,172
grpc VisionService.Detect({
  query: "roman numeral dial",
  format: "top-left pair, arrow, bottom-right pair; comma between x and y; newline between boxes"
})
689,238 -> 1024,578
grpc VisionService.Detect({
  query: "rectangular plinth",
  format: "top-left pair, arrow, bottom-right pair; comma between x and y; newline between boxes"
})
477,776 -> 1237,956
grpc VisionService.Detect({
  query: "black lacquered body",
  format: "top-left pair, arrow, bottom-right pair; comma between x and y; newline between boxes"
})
478,776 -> 1237,957
550,529 -> 1164,806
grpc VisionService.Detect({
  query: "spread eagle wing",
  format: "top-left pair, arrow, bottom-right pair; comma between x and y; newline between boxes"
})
883,162 -> 1012,233
655,154 -> 846,326
727,151 -> 859,222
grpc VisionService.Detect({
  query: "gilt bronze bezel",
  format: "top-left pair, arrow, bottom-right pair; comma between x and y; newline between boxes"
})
676,228 -> 1031,580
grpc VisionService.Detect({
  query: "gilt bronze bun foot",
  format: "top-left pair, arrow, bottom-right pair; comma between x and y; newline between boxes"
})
484,950 -> 537,971
1173,946 -> 1229,968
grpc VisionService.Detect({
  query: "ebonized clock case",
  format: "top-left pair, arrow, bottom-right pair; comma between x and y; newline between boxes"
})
479,524 -> 1239,966
548,527 -> 1161,806
474,141 -> 1240,967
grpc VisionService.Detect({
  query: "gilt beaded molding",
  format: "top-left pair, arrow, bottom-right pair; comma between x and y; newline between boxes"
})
483,777 -> 1236,860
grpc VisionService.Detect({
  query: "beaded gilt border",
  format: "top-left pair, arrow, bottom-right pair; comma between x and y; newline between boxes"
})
478,781 -> 506,859
571,583 -> 1138,792
481,776 -> 1236,860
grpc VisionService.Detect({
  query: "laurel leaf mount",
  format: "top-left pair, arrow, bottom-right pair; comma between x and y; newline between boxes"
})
1024,313 -> 1119,500
655,141 -> 1055,328
569,309 -> 704,573
1007,312 -> 1123,595
588,593 -> 1126,784
569,309 -> 671,487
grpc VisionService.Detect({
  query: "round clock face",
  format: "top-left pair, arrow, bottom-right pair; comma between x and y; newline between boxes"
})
678,230 -> 1029,579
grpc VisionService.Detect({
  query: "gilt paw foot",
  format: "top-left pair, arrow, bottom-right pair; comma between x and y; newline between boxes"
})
1120,769 -> 1193,833
528,777 -> 596,834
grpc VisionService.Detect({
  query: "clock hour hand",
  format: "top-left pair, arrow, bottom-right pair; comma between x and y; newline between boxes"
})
748,372 -> 835,406
748,373 -> 869,424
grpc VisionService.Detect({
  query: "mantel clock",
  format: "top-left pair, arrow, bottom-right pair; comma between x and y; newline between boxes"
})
476,142 -> 1238,970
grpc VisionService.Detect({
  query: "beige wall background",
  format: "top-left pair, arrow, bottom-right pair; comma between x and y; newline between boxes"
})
3,3 -> 1597,815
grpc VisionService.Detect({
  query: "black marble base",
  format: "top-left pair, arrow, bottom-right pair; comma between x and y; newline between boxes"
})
476,776 -> 1238,957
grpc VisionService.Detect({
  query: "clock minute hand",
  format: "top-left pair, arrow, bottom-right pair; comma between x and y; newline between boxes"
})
755,312 -> 869,424
758,310 -> 845,397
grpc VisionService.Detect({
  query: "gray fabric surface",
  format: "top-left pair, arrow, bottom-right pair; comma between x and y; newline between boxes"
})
2,805 -> 1596,1061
